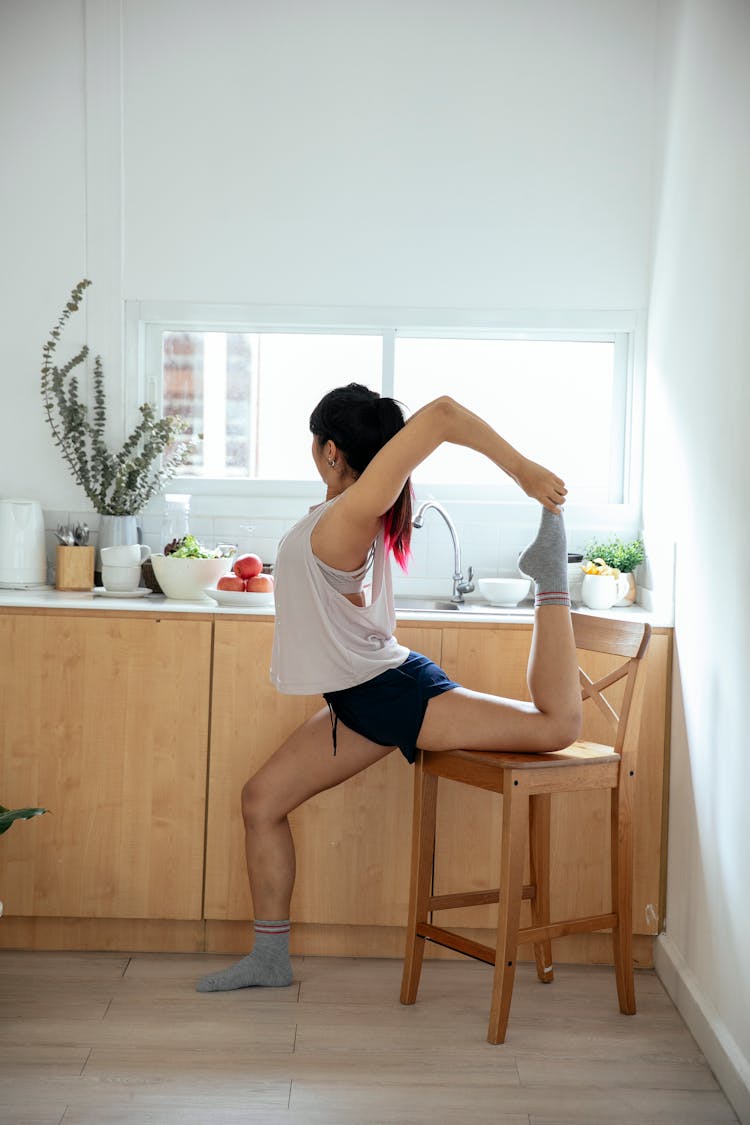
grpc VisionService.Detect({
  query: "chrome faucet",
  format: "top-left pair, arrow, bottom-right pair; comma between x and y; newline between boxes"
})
412,500 -> 475,603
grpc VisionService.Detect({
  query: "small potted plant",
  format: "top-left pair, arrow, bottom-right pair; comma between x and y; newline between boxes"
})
41,280 -> 200,563
582,536 -> 645,605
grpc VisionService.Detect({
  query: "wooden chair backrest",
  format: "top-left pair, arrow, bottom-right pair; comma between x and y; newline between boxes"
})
571,613 -> 652,763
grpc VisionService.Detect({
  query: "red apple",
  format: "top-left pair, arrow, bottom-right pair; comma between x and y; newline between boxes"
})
245,574 -> 274,593
217,574 -> 246,592
233,553 -> 263,580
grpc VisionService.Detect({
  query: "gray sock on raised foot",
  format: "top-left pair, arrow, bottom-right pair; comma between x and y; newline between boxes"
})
196,919 -> 293,992
517,509 -> 570,608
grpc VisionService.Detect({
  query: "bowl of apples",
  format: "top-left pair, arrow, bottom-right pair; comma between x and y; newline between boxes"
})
205,553 -> 275,608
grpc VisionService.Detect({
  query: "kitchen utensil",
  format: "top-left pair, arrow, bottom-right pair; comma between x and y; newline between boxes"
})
205,588 -> 275,608
477,577 -> 531,606
73,522 -> 89,545
100,543 -> 151,566
102,563 -> 142,591
56,524 -> 75,545
93,587 -> 152,599
0,498 -> 47,588
150,553 -> 232,601
581,572 -> 629,610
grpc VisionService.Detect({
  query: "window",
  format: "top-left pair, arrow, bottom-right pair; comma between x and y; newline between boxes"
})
160,332 -> 381,480
134,305 -> 639,508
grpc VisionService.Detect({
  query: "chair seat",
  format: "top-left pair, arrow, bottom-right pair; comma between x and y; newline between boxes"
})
441,739 -> 620,770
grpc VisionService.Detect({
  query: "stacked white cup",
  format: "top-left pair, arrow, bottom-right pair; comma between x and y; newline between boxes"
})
100,544 -> 151,591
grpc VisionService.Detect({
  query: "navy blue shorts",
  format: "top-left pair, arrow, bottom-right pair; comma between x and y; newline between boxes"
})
323,652 -> 459,764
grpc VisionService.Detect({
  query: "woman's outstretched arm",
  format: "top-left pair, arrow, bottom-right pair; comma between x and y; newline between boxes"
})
317,396 -> 566,568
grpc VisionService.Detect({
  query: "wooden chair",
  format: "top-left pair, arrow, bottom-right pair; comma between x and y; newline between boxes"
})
400,613 -> 652,1043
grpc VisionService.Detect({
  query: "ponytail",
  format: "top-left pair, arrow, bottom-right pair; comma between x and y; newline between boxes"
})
375,398 -> 412,570
310,383 -> 413,570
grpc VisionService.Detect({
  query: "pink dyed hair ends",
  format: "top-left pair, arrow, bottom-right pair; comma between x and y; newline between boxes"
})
383,480 -> 414,571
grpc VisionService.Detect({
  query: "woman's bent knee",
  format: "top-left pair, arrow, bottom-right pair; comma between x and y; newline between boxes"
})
546,709 -> 583,752
241,775 -> 281,828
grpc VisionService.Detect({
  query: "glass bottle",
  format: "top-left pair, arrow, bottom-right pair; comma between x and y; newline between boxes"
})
161,494 -> 191,552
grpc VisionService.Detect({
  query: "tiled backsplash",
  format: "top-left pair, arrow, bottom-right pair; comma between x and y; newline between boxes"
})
42,493 -> 651,604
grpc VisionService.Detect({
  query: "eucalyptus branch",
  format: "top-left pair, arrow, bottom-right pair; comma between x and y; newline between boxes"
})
40,281 -> 200,516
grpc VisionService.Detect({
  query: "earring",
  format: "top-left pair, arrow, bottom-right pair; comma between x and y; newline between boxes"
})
328,457 -> 337,468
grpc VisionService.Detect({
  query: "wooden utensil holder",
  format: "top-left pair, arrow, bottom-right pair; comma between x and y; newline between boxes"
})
56,545 -> 95,591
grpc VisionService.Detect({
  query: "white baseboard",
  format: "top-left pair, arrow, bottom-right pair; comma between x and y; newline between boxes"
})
655,933 -> 750,1124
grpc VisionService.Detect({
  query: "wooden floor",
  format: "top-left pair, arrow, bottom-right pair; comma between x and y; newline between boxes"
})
0,951 -> 739,1125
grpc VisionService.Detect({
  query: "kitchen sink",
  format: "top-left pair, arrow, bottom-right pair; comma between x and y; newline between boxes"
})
395,596 -> 461,612
394,596 -> 531,615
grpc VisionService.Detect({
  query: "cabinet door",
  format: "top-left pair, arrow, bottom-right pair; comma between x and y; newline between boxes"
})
204,620 -> 442,925
436,624 -> 669,935
0,614 -> 211,919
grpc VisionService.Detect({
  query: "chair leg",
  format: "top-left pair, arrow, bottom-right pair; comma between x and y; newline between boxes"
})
488,780 -> 530,1044
400,754 -> 438,1006
529,793 -> 554,984
611,782 -> 636,1015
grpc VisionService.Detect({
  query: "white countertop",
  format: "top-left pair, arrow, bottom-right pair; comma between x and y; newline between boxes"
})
0,586 -> 670,626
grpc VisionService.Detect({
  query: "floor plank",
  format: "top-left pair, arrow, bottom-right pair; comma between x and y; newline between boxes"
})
0,951 -> 740,1125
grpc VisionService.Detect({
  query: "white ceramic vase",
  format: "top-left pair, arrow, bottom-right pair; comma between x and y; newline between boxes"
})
96,515 -> 140,572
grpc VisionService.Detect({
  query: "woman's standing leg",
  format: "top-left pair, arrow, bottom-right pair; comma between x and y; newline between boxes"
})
197,710 -> 396,991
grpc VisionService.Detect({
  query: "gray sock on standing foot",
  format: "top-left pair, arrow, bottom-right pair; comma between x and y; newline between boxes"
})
196,919 -> 293,992
518,509 -> 570,608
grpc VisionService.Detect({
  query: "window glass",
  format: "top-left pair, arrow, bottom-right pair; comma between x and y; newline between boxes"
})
162,331 -> 382,480
394,337 -> 618,503
155,321 -> 626,503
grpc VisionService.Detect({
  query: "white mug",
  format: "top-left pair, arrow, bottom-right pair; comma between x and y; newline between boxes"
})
102,563 -> 142,592
581,572 -> 629,611
100,543 -> 151,566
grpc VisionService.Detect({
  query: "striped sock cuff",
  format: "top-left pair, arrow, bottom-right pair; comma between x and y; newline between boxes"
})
254,919 -> 291,936
535,590 -> 571,608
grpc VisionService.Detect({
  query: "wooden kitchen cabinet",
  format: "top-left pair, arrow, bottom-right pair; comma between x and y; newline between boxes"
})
0,612 -> 211,921
0,606 -> 670,963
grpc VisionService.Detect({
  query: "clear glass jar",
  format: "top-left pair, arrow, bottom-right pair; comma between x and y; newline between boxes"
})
161,494 -> 191,551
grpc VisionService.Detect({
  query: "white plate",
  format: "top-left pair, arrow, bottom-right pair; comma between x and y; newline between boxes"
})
205,588 -> 275,608
94,587 -> 152,599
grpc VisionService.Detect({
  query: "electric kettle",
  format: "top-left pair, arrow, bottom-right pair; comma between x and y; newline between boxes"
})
0,498 -> 48,587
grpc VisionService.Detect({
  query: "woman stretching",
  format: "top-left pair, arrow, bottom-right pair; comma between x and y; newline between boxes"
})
197,384 -> 582,992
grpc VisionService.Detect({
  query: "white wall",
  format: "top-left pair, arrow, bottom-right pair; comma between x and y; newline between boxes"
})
122,0 -> 657,310
644,1 -> 750,1119
0,0 -> 87,511
1,0 -> 659,574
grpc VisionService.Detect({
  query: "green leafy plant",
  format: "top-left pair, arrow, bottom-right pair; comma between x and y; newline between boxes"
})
0,805 -> 48,836
41,280 -> 200,515
584,535 -> 645,573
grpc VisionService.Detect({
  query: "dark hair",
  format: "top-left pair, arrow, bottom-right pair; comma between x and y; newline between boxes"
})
310,383 -> 412,569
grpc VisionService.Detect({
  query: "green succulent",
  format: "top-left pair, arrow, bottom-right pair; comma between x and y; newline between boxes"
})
584,536 -> 645,574
41,281 -> 200,516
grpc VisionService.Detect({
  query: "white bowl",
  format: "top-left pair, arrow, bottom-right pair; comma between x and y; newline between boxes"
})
478,577 -> 531,607
150,554 -> 233,601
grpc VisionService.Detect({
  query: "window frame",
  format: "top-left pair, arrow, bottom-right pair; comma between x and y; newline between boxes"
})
125,301 -> 645,519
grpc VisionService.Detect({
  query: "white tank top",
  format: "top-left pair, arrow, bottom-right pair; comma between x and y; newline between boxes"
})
270,498 -> 409,694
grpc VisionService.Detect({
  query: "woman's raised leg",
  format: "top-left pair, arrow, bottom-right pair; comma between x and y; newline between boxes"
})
196,709 -> 396,991
418,510 -> 582,753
